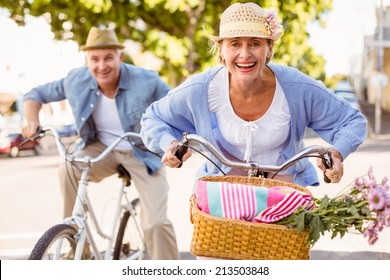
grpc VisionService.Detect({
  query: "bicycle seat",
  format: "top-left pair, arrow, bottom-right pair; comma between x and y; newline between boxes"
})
117,164 -> 131,187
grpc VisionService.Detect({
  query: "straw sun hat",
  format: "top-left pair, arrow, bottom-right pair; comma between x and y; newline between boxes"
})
80,27 -> 125,51
209,2 -> 283,43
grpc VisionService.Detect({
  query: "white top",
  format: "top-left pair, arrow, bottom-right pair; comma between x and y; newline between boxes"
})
92,91 -> 132,151
208,67 -> 290,166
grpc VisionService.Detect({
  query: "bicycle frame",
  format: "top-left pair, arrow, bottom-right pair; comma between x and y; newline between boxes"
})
32,126 -> 146,260
61,169 -> 136,260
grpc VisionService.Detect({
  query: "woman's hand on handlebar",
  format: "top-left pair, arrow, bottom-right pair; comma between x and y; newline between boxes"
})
162,140 -> 192,168
316,150 -> 344,183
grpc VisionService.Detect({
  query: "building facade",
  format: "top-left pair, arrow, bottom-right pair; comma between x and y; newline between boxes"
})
362,4 -> 390,113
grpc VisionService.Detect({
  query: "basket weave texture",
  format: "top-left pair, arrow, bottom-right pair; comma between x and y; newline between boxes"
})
190,176 -> 311,260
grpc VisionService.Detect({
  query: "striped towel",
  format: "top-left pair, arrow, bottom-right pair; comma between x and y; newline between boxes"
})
194,180 -> 315,223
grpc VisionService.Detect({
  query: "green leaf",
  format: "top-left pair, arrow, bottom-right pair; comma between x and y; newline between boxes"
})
296,212 -> 307,234
308,215 -> 323,244
348,206 -> 359,217
318,195 -> 330,210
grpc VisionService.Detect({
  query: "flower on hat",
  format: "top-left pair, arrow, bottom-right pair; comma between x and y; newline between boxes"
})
264,8 -> 283,37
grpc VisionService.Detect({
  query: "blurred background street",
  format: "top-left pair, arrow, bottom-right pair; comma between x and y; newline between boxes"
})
1,0 -> 390,260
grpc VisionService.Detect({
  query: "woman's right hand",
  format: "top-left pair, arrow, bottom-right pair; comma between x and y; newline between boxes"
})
162,140 -> 192,168
21,122 -> 40,138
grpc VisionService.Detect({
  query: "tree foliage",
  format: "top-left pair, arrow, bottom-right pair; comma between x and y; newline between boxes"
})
1,0 -> 332,86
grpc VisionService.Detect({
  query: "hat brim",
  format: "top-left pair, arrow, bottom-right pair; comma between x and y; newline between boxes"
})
208,32 -> 282,43
80,44 -> 125,51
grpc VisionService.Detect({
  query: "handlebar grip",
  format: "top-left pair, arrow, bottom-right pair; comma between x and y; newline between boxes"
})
323,172 -> 331,184
322,152 -> 333,183
173,143 -> 188,168
33,126 -> 45,139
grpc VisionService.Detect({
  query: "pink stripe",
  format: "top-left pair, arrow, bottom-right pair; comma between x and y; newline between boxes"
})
267,194 -> 313,222
261,192 -> 308,222
229,185 -> 236,219
221,183 -> 259,220
250,185 -> 256,220
235,184 -> 242,219
227,183 -> 234,218
194,180 -> 209,213
268,193 -> 301,217
238,185 -> 245,219
221,183 -> 229,218
270,192 -> 300,215
226,183 -> 233,218
232,184 -> 239,219
242,184 -> 254,220
307,202 -> 315,210
243,185 -> 250,220
233,184 -> 239,219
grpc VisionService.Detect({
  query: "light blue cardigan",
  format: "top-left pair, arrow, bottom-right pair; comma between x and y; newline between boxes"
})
141,64 -> 367,186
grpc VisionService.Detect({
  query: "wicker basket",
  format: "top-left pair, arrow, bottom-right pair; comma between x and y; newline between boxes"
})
189,176 -> 312,260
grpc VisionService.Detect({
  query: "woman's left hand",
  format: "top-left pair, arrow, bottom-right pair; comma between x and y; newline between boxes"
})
316,150 -> 344,183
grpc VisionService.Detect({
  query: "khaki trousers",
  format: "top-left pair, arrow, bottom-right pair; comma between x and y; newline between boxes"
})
58,141 -> 179,260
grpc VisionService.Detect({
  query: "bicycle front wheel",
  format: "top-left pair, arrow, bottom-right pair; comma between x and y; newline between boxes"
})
113,198 -> 146,260
28,224 -> 78,260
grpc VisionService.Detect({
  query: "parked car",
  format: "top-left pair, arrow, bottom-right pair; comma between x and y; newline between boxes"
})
0,133 -> 40,158
0,135 -> 11,155
334,80 -> 354,94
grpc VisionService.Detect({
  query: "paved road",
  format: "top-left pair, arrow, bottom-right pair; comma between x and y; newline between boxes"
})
1,134 -> 389,260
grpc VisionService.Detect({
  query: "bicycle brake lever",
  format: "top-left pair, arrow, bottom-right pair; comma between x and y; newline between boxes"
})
20,126 -> 44,147
322,152 -> 333,183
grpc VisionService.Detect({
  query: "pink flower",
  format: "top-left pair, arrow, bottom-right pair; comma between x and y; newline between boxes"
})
368,166 -> 374,180
264,8 -> 282,37
359,168 -> 390,244
368,188 -> 387,210
382,176 -> 388,186
363,225 -> 379,245
353,177 -> 365,191
384,210 -> 390,226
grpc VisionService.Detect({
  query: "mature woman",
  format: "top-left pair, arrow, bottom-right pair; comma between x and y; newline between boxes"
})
140,2 -> 367,187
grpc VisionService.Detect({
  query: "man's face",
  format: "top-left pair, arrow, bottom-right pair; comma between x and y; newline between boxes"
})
85,48 -> 124,88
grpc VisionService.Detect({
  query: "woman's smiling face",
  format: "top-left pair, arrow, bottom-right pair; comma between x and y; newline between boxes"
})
220,37 -> 273,82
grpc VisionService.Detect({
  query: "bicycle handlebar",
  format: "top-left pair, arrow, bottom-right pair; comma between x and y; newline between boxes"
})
33,126 -> 141,164
174,132 -> 333,182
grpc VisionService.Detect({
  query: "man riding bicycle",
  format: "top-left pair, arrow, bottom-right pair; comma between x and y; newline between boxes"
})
21,26 -> 179,260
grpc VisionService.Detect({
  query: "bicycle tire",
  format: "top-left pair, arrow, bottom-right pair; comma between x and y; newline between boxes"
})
28,224 -> 78,260
113,198 -> 145,260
